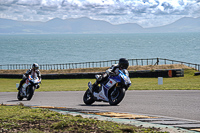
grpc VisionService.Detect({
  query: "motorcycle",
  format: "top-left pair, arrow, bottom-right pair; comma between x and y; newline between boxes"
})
17,75 -> 41,101
83,69 -> 131,105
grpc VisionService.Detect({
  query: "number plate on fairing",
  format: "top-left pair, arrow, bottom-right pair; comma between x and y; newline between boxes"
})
104,79 -> 117,89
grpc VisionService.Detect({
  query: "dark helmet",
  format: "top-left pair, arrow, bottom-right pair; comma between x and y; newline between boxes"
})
118,58 -> 129,69
32,63 -> 39,70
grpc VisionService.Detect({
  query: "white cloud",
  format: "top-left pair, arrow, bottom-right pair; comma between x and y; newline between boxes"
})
17,0 -> 41,6
0,0 -> 200,27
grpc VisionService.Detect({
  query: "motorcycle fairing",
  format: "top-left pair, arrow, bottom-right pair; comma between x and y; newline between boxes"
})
21,75 -> 40,97
119,70 -> 131,86
104,78 -> 118,89
28,75 -> 40,84
93,76 -> 120,102
93,87 -> 109,102
109,75 -> 121,83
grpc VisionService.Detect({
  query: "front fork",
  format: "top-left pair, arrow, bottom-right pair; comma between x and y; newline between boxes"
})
88,81 -> 93,93
21,85 -> 35,97
20,87 -> 27,96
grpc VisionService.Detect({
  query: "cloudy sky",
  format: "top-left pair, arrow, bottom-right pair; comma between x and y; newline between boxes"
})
0,0 -> 200,28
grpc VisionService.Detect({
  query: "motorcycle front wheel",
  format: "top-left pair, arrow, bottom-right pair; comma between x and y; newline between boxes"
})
27,86 -> 34,100
108,88 -> 125,105
83,89 -> 95,105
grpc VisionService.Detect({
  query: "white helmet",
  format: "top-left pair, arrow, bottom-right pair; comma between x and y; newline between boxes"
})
32,63 -> 39,70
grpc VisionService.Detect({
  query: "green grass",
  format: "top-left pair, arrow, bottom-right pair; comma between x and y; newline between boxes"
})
133,69 -> 200,90
0,104 -> 166,133
0,69 -> 199,92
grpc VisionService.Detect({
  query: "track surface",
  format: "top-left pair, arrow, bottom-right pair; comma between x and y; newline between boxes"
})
1,90 -> 200,121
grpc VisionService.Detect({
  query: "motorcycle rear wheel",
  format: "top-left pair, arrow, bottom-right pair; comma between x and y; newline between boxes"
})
27,86 -> 34,100
109,88 -> 125,105
83,89 -> 95,105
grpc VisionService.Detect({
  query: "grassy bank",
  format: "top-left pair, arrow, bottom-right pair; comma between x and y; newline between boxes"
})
0,104 -> 166,133
0,69 -> 199,92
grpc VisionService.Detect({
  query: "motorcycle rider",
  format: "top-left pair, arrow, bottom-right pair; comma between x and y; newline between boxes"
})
89,58 -> 129,93
17,63 -> 41,90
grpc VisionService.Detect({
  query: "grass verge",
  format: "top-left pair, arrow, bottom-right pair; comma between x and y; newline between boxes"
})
0,104 -> 166,133
0,69 -> 199,92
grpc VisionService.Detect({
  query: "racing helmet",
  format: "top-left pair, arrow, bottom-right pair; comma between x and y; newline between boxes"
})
118,58 -> 129,69
32,63 -> 39,70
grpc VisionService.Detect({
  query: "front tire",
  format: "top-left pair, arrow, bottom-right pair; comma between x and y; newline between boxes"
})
109,88 -> 125,105
83,89 -> 95,105
27,86 -> 34,100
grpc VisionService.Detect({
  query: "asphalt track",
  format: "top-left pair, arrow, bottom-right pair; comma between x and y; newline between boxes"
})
1,90 -> 200,121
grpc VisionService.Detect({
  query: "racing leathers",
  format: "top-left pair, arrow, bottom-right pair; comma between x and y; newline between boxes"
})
17,69 -> 41,90
91,64 -> 121,92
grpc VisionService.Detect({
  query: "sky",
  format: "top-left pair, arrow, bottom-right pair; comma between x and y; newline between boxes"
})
0,0 -> 200,28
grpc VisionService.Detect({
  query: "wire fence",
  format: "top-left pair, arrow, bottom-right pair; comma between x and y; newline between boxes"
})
0,58 -> 200,71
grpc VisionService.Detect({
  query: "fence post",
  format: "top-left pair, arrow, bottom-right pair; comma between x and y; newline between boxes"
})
157,58 -> 159,65
199,65 -> 200,71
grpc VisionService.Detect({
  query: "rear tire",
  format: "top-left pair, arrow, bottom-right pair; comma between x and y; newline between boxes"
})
83,89 -> 95,105
27,86 -> 34,100
109,88 -> 125,105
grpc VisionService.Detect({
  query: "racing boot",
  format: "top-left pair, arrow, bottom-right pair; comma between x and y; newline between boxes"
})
88,81 -> 98,93
17,78 -> 26,90
17,83 -> 22,90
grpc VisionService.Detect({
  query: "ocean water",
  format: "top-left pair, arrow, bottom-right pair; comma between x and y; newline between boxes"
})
0,33 -> 200,65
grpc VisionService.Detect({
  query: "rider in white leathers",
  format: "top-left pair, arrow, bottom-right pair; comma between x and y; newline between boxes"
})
17,63 -> 41,90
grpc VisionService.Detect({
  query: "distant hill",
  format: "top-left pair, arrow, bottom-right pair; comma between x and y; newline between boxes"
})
0,17 -> 199,34
147,17 -> 200,33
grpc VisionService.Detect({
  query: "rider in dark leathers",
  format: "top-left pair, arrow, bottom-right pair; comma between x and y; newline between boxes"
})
89,58 -> 129,93
17,63 -> 41,90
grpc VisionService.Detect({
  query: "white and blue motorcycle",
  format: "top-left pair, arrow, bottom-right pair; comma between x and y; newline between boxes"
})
17,75 -> 41,101
83,70 -> 131,105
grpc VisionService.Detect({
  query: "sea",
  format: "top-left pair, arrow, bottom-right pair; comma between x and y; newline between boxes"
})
0,32 -> 200,65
